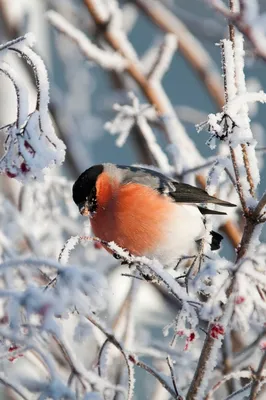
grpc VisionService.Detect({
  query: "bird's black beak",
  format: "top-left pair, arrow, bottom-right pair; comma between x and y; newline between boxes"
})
78,200 -> 90,216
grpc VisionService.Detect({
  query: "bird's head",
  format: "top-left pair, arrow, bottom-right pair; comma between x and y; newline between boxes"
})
72,164 -> 104,216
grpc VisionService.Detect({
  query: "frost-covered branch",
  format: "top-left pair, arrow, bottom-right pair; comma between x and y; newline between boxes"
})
2,2 -> 266,399
130,355 -> 181,399
167,355 -> 184,399
105,92 -> 171,173
187,0 -> 266,397
46,10 -> 127,72
135,0 -> 225,109
0,34 -> 65,182
205,0 -> 266,63
84,0 -> 203,172
205,369 -> 252,399
147,33 -> 177,82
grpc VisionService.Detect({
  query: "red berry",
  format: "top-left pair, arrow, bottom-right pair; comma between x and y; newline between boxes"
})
0,315 -> 8,324
235,296 -> 245,304
39,304 -> 51,317
24,140 -> 35,155
210,324 -> 225,339
20,162 -> 30,173
128,354 -> 136,363
8,345 -> 23,362
8,345 -> 19,352
184,332 -> 196,351
189,332 -> 195,342
6,170 -> 17,178
260,341 -> 266,350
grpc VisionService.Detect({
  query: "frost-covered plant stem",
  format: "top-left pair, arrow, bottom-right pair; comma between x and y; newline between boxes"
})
187,1 -> 265,398
186,222 -> 256,399
130,356 -> 179,399
86,312 -> 181,399
206,0 -> 266,63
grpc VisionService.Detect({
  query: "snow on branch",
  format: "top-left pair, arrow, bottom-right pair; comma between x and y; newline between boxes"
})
105,92 -> 172,173
197,32 -> 266,211
0,34 -> 65,182
46,10 -> 127,72
205,0 -> 266,62
0,254 -> 115,398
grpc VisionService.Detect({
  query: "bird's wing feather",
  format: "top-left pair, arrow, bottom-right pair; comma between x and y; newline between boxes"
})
118,165 -> 175,192
117,165 -> 236,208
197,206 -> 227,215
169,182 -> 235,207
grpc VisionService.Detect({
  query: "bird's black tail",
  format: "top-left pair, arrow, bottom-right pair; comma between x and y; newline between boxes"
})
210,230 -> 223,250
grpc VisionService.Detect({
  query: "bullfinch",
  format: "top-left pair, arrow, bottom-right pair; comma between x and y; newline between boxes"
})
72,164 -> 236,268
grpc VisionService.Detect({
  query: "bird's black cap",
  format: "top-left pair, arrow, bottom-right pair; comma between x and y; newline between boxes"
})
72,164 -> 104,206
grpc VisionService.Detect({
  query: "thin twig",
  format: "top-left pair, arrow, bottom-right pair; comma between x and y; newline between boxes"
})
233,329 -> 266,367
254,192 -> 266,220
87,313 -> 135,400
97,338 -> 110,377
205,369 -> 252,400
53,336 -> 87,391
222,332 -> 236,395
166,355 -> 183,399
249,351 -> 266,399
0,376 -> 28,400
130,355 -> 180,399
0,66 -> 20,125
225,383 -> 252,399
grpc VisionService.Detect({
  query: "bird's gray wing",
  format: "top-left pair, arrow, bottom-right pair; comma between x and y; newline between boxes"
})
118,165 -> 236,208
118,165 -> 176,193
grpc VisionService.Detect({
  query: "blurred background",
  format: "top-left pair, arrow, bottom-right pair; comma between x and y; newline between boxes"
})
0,1 -> 266,399
0,0 -> 265,176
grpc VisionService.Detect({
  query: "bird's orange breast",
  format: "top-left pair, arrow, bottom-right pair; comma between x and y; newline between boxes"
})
90,178 -> 174,256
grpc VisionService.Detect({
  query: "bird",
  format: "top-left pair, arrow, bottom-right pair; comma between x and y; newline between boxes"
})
72,163 -> 236,268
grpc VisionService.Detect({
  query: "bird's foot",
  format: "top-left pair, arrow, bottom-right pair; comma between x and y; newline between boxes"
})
175,240 -> 210,293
